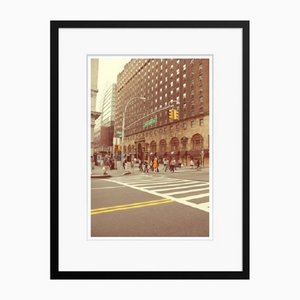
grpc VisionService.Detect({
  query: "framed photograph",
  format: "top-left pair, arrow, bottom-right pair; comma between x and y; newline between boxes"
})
51,20 -> 249,279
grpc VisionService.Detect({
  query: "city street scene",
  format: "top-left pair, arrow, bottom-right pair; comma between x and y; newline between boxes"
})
90,57 -> 210,237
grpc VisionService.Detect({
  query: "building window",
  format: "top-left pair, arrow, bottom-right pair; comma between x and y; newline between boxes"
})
176,69 -> 180,75
199,118 -> 204,126
183,64 -> 186,70
159,139 -> 167,154
170,137 -> 179,151
191,120 -> 195,127
150,141 -> 157,153
191,134 -> 204,150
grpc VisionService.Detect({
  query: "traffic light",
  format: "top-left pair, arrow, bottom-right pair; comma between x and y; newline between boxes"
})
173,109 -> 179,120
168,109 -> 174,120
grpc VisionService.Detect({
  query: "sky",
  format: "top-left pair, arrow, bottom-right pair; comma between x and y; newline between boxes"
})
96,58 -> 131,111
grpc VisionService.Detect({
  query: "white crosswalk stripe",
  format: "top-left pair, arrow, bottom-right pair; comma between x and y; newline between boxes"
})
105,174 -> 209,212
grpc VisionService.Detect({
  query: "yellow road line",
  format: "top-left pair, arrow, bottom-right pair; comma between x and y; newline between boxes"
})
91,198 -> 173,215
91,198 -> 170,212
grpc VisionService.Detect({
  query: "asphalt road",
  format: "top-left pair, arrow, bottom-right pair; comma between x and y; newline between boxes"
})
91,170 -> 209,237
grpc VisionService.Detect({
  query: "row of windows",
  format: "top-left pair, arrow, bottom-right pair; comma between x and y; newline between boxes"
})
118,77 -> 204,102
125,118 -> 206,137
124,71 -> 203,86
125,104 -> 206,126
118,59 -> 205,88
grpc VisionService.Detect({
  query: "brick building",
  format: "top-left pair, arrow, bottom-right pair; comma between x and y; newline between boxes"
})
115,58 -> 209,166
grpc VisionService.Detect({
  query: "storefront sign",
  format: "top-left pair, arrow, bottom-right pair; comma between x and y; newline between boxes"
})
143,117 -> 157,128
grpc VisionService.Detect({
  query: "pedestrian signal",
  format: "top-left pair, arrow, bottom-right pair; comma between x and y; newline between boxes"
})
168,109 -> 174,120
173,109 -> 179,120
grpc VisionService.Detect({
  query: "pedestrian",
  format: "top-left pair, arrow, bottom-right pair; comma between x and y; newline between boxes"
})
144,161 -> 149,173
149,160 -> 153,172
201,150 -> 205,167
153,157 -> 158,172
110,159 -> 115,170
122,158 -> 126,170
139,160 -> 143,172
171,159 -> 175,172
190,159 -> 194,168
103,159 -> 110,175
196,159 -> 200,170
165,159 -> 170,172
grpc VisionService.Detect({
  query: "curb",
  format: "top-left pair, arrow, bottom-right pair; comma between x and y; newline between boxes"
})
91,175 -> 112,179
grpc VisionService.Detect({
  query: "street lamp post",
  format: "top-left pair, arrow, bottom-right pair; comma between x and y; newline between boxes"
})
121,97 -> 146,165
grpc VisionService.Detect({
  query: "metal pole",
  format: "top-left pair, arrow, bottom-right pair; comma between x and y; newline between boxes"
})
120,96 -> 146,167
121,111 -> 125,166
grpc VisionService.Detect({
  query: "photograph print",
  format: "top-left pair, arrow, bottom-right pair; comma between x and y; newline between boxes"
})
90,57 -> 211,237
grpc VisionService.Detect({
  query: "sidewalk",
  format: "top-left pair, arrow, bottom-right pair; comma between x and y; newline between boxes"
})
91,164 -> 139,178
91,163 -> 209,178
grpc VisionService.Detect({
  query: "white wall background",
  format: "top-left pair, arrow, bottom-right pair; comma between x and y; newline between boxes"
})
0,0 -> 299,299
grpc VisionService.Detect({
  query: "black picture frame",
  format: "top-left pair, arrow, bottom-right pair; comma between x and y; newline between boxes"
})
50,20 -> 249,280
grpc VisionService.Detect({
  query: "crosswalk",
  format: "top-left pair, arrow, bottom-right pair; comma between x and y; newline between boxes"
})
105,174 -> 209,212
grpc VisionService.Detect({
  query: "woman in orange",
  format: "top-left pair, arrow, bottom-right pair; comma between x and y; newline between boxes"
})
153,157 -> 159,172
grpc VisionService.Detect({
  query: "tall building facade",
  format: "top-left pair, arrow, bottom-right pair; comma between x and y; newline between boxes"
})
114,58 -> 209,166
90,59 -> 101,159
94,83 -> 116,154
